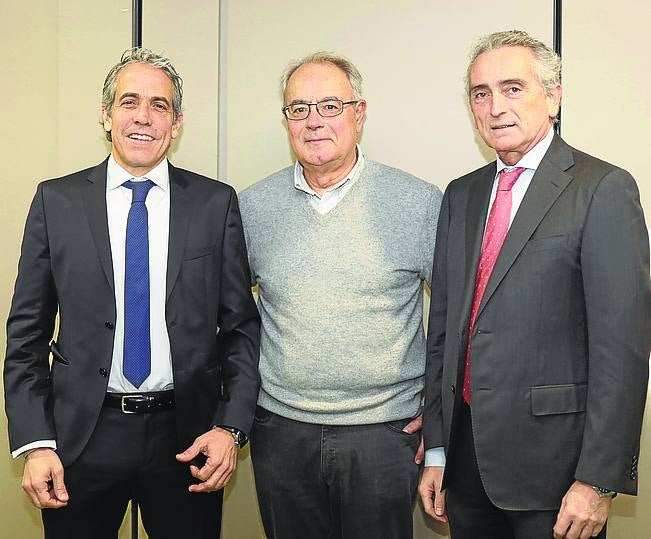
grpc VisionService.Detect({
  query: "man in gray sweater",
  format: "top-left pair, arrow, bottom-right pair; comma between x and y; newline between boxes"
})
239,52 -> 442,539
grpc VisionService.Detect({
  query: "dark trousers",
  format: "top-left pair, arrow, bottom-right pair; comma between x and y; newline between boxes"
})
42,406 -> 222,539
251,406 -> 420,539
445,404 -> 606,539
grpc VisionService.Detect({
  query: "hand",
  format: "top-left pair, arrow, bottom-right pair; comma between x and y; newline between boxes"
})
176,428 -> 238,493
553,480 -> 612,539
402,415 -> 425,464
418,466 -> 447,522
22,448 -> 69,509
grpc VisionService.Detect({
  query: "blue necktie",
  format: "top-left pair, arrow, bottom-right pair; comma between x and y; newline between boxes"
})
123,179 -> 155,388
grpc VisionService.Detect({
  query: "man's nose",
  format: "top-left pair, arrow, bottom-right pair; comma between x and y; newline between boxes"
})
490,92 -> 507,117
305,104 -> 324,128
133,102 -> 152,124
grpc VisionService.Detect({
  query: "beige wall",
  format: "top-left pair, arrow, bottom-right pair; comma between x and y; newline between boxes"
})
562,2 -> 651,537
1,1 -> 649,538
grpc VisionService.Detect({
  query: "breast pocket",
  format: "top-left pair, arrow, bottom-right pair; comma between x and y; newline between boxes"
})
524,233 -> 568,253
183,245 -> 216,261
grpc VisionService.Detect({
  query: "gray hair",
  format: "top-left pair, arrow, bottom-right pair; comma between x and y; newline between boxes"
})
466,30 -> 561,96
101,48 -> 183,141
281,51 -> 363,102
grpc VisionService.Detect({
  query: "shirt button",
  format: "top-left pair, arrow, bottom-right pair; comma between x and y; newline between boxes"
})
105,321 -> 114,329
99,368 -> 108,377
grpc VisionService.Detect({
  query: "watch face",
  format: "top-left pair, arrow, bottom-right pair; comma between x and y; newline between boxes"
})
592,486 -> 616,497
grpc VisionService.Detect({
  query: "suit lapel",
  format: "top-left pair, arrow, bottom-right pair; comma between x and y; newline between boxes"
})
166,164 -> 192,302
476,135 -> 574,319
82,159 -> 114,290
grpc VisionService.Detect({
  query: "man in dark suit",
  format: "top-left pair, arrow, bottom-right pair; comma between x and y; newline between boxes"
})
3,48 -> 260,538
419,30 -> 650,539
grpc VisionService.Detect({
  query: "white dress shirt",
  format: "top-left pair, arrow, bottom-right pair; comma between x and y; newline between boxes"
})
424,127 -> 555,467
106,155 -> 173,393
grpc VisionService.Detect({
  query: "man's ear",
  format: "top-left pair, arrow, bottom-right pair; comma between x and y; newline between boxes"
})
355,99 -> 367,131
101,106 -> 112,134
171,112 -> 184,139
547,84 -> 562,119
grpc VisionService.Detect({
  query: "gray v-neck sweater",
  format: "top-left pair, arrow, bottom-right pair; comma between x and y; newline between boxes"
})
239,160 -> 442,424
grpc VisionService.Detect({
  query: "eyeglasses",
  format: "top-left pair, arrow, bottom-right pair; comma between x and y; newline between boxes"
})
282,98 -> 360,121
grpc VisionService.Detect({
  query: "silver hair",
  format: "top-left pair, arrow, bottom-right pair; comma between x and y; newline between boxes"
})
100,48 -> 183,141
466,30 -> 562,96
281,51 -> 363,102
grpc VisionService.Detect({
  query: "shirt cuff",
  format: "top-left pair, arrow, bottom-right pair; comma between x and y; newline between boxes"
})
12,440 -> 57,459
424,447 -> 446,467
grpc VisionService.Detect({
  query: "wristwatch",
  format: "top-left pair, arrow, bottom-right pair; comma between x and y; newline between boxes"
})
215,425 -> 247,448
591,485 -> 617,498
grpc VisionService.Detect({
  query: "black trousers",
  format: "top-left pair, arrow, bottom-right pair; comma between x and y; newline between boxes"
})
445,404 -> 606,539
42,406 -> 222,539
251,406 -> 420,539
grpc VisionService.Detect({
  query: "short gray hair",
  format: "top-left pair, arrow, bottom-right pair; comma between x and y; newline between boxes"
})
466,30 -> 561,96
101,48 -> 183,141
281,51 -> 363,102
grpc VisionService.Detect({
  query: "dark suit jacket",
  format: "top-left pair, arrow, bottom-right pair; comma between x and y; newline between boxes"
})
423,135 -> 650,510
4,159 -> 260,466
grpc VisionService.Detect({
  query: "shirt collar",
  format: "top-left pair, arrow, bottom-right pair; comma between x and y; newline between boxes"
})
106,155 -> 170,191
294,145 -> 365,196
496,125 -> 555,173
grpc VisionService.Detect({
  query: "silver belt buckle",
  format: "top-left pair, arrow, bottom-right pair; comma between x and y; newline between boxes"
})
121,394 -> 146,414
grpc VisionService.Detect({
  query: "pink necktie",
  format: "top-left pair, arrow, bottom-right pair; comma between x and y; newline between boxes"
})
463,167 -> 526,405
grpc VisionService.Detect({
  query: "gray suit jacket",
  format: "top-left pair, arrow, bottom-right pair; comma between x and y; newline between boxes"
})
423,135 -> 650,510
4,159 -> 260,466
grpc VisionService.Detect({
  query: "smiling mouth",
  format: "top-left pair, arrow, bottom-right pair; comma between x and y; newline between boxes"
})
491,124 -> 516,130
128,134 -> 154,141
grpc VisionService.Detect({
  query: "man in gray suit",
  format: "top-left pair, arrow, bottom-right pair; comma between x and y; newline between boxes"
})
419,30 -> 650,539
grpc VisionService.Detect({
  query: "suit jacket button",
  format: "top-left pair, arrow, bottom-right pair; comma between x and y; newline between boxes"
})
99,368 -> 108,377
105,321 -> 114,329
451,385 -> 456,394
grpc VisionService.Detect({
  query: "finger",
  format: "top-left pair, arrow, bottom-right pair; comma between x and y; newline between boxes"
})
22,481 -> 42,508
418,481 -> 437,519
434,489 -> 448,522
207,454 -> 237,486
554,520 -> 570,538
189,464 -> 203,480
176,442 -> 201,462
414,437 -> 425,465
35,481 -> 67,509
51,467 -> 69,503
564,521 -> 582,539
189,468 -> 232,493
553,506 -> 571,539
580,525 -> 596,539
192,459 -> 219,482
402,416 -> 423,434
590,521 -> 606,538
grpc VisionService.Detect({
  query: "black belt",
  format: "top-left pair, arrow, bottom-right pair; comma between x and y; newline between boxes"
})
104,390 -> 175,414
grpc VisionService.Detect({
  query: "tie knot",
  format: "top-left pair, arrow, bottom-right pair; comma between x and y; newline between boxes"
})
497,167 -> 526,192
123,179 -> 155,203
